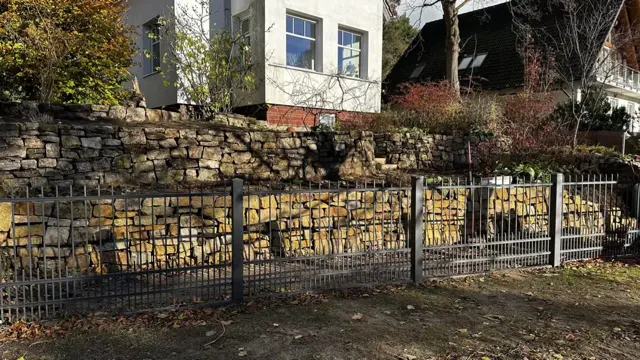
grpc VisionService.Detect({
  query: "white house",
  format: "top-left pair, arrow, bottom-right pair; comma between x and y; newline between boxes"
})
126,0 -> 383,126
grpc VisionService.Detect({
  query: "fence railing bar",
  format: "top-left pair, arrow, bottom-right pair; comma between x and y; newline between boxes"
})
423,251 -> 552,266
0,191 -> 231,204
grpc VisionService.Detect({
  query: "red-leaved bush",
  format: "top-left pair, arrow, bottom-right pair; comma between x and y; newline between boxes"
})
339,82 -> 502,135
390,81 -> 461,128
475,92 -> 571,173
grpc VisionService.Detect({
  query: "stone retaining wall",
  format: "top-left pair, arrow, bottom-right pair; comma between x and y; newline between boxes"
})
0,121 -> 376,189
374,133 -> 487,170
0,120 -> 495,190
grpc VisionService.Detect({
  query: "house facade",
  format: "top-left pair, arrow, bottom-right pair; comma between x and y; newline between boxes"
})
384,0 -> 640,133
126,0 -> 383,126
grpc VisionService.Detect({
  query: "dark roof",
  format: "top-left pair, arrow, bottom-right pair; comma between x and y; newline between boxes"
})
384,0 -> 624,94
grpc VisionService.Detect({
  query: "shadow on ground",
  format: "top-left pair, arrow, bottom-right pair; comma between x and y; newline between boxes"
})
4,264 -> 640,360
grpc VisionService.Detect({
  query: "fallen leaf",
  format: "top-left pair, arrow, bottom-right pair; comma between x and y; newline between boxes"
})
614,327 -> 623,332
221,320 -> 233,326
482,314 -> 505,322
156,313 -> 168,319
238,350 -> 248,357
458,328 -> 468,334
523,334 -> 536,341
406,305 -> 415,310
351,313 -> 363,320
294,334 -> 303,339
273,323 -> 279,327
205,330 -> 216,337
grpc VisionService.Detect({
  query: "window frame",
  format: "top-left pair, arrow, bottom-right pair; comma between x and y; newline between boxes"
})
240,17 -> 251,43
470,53 -> 487,68
459,53 -> 488,70
237,16 -> 252,65
458,56 -> 473,70
143,19 -> 161,77
410,63 -> 426,79
286,14 -> 317,70
338,28 -> 363,78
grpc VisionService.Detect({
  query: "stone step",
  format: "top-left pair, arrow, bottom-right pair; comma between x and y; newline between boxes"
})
374,158 -> 387,165
380,164 -> 398,171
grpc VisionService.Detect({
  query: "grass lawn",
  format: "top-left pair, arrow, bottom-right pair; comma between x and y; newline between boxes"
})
3,260 -> 640,360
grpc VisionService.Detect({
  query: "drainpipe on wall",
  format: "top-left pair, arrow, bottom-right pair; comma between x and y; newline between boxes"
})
224,0 -> 232,32
622,131 -> 631,156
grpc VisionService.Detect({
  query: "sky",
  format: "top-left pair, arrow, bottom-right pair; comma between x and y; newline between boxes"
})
398,0 -> 510,28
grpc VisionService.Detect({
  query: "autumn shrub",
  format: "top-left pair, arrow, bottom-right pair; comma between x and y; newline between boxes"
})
475,92 -> 570,174
0,0 -> 135,105
458,96 -> 503,135
501,93 -> 567,151
389,82 -> 463,133
335,111 -> 401,133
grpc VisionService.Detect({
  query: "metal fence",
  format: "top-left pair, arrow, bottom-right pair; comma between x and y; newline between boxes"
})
1,175 -> 639,322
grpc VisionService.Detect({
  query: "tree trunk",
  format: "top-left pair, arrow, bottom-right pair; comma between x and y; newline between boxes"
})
442,0 -> 461,92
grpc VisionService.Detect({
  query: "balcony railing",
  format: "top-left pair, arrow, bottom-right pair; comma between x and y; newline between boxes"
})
597,61 -> 640,93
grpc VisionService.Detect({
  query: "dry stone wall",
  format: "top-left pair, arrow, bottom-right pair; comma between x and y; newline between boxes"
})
1,184 -> 639,277
468,187 -> 638,239
0,187 -> 480,276
374,133 -> 487,170
0,121 -> 376,189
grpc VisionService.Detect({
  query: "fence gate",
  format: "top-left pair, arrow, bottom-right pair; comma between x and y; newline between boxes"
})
418,177 -> 553,278
559,175 -> 640,262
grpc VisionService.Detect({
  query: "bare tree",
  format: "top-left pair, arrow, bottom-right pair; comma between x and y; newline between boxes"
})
154,0 -> 258,116
402,0 -> 482,91
384,0 -> 402,20
511,0 -> 634,146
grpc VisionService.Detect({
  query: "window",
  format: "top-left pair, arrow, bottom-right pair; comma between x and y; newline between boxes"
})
410,63 -> 426,79
471,53 -> 487,68
286,15 -> 316,70
627,102 -> 635,115
240,18 -> 251,45
319,114 -> 336,128
609,98 -> 619,109
459,56 -> 473,70
143,19 -> 161,76
459,53 -> 487,70
338,29 -> 362,78
238,17 -> 251,64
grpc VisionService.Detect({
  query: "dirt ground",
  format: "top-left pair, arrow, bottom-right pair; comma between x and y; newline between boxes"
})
3,260 -> 640,360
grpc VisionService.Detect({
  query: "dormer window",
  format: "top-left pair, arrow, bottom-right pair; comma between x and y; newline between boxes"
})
459,53 -> 488,70
410,63 -> 426,78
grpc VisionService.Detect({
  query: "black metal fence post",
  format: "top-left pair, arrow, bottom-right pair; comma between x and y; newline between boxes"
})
410,176 -> 424,283
231,178 -> 244,303
549,173 -> 564,267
